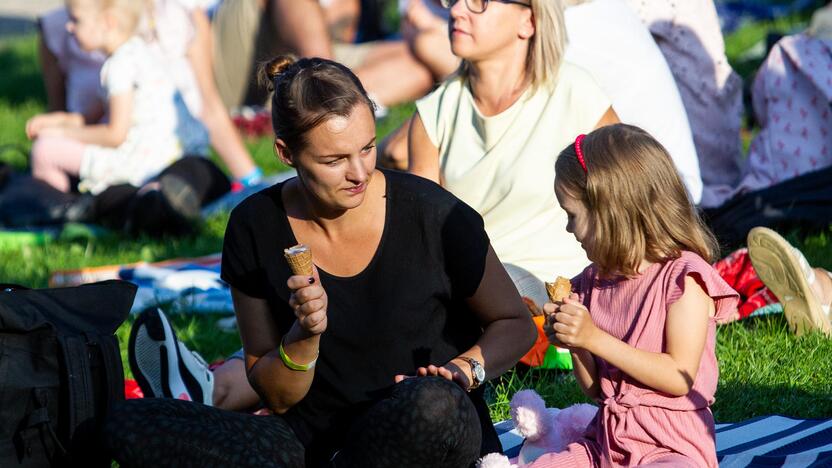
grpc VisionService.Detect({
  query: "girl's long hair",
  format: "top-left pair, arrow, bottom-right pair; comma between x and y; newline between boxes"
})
555,124 -> 719,277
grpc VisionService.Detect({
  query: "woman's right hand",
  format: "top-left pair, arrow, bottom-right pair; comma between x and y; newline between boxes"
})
286,266 -> 328,336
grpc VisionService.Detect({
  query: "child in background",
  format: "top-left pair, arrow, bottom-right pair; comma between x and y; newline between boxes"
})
26,0 -> 207,195
36,1 -> 262,187
536,124 -> 739,467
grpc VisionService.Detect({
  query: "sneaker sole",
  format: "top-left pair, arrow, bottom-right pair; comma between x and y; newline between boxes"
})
128,308 -> 166,398
747,227 -> 831,336
176,340 -> 213,406
159,174 -> 200,221
128,308 -> 204,402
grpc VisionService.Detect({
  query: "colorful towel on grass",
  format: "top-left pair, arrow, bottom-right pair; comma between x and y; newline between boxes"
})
47,176 -> 307,313
50,253 -> 229,314
714,247 -> 780,321
50,247 -> 784,320
496,415 -> 832,467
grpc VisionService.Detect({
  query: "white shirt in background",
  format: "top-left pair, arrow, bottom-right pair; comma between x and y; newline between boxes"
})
564,0 -> 703,204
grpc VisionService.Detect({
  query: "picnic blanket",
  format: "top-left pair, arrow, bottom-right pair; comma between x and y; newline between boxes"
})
50,254 -> 229,314
496,415 -> 832,467
47,171 -> 299,314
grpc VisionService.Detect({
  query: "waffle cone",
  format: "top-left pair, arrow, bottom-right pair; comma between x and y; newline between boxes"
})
545,276 -> 572,303
284,245 -> 313,276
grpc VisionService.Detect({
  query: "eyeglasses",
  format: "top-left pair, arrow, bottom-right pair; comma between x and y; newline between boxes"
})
440,0 -> 531,14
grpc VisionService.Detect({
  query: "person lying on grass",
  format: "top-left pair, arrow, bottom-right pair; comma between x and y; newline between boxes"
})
527,125 -> 740,467
107,54 -> 536,468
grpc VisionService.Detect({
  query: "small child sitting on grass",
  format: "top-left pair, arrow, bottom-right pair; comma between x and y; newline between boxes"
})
532,125 -> 740,467
25,0 -> 206,196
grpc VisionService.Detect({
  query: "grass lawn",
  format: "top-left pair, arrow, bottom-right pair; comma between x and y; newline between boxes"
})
2,18 -> 831,425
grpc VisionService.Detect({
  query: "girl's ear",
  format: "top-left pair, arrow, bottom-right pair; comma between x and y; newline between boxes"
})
274,139 -> 294,167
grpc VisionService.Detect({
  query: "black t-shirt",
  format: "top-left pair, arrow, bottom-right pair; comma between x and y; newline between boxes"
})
221,169 -> 499,459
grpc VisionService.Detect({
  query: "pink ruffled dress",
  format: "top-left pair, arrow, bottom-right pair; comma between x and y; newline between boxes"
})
530,251 -> 739,467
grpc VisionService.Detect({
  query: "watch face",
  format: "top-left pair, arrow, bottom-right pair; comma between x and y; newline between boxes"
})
473,363 -> 485,383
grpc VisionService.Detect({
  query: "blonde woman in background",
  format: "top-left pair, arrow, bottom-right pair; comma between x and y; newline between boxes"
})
409,0 -> 617,282
388,0 -> 703,204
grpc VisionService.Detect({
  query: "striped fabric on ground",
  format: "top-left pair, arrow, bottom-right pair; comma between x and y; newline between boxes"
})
495,415 -> 832,467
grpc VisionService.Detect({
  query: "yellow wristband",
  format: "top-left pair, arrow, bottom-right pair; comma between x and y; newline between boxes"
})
278,337 -> 317,371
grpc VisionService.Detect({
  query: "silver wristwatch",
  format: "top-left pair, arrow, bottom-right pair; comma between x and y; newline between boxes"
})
458,356 -> 485,391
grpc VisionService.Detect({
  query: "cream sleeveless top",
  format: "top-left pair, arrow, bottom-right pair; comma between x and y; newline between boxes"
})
416,62 -> 610,280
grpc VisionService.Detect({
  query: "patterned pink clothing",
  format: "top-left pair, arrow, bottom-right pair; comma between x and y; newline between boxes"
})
530,252 -> 739,468
707,34 -> 832,207
624,0 -> 745,207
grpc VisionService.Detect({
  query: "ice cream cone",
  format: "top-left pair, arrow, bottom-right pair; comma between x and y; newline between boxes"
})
545,276 -> 572,303
284,244 -> 313,276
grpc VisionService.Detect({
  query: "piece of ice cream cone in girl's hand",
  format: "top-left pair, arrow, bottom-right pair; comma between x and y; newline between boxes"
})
284,244 -> 313,276
545,276 -> 572,303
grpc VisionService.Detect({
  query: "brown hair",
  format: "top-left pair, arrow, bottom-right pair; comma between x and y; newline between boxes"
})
258,55 -> 375,153
555,124 -> 719,277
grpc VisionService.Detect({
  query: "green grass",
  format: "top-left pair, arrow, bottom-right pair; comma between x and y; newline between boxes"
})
724,10 -> 820,81
2,19 -> 832,424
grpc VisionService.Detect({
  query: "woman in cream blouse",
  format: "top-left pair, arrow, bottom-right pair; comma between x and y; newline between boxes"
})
409,0 -> 617,281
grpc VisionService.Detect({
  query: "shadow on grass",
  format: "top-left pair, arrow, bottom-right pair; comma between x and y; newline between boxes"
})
0,34 -> 45,106
715,313 -> 832,422
714,380 -> 832,423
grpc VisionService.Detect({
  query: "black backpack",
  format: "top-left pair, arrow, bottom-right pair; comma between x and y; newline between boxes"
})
0,280 -> 136,467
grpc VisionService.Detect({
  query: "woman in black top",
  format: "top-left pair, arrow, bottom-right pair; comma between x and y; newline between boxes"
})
105,56 -> 536,468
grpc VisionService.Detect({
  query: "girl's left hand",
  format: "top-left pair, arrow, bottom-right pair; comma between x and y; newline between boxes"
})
550,296 -> 599,350
394,362 -> 470,389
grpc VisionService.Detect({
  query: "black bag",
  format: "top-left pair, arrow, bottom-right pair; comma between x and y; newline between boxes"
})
702,165 -> 832,253
0,280 -> 136,467
0,171 -> 78,228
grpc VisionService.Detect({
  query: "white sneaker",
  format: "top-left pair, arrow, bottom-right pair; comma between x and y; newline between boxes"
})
128,308 -> 214,405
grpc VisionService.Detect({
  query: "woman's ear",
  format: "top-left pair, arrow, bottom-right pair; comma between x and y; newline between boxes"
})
274,139 -> 293,167
518,10 -> 535,40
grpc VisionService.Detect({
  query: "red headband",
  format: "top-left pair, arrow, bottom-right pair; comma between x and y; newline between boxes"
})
574,134 -> 587,173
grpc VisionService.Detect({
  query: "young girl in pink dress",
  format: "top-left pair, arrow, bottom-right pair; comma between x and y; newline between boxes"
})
535,124 -> 740,467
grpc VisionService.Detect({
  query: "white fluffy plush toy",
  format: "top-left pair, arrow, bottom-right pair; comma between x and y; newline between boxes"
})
478,390 -> 598,468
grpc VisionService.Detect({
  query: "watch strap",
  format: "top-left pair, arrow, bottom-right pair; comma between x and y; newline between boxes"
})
457,356 -> 483,390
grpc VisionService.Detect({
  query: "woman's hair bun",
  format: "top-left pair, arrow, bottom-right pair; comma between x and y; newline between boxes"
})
258,55 -> 297,91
